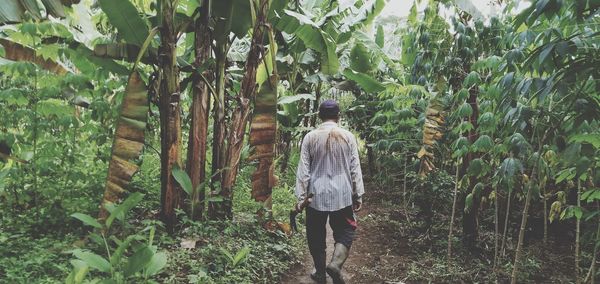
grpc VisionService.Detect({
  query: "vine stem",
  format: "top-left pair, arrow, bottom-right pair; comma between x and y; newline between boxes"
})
101,232 -> 114,278
575,179 -> 581,284
447,158 -> 460,261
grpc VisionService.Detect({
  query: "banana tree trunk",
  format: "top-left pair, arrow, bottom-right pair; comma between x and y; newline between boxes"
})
186,0 -> 211,220
208,46 -> 228,219
215,0 -> 270,219
159,0 -> 183,229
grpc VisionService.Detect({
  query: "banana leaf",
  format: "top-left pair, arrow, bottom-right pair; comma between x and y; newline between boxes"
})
0,38 -> 69,74
418,97 -> 446,176
0,0 -> 68,24
0,1 -> 25,24
98,0 -> 149,46
99,71 -> 148,218
274,10 -> 339,75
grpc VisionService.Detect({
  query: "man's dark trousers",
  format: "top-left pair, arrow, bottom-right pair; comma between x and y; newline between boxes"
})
306,205 -> 357,256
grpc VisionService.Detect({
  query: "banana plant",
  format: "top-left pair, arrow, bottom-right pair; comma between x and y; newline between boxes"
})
215,0 -> 272,219
69,193 -> 168,283
0,0 -> 76,24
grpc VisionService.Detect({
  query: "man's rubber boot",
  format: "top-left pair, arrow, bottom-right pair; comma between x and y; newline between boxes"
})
310,251 -> 327,283
326,243 -> 349,284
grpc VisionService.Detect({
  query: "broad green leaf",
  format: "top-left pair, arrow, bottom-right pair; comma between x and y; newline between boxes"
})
343,0 -> 385,27
124,246 -> 153,277
106,192 -> 145,229
100,71 -> 149,218
349,43 -> 372,73
408,1 -> 417,25
555,168 -> 575,184
464,193 -> 473,213
274,10 -> 339,74
172,167 -> 193,196
375,25 -> 384,48
574,207 -> 583,220
256,40 -> 278,87
230,0 -> 252,39
354,31 -> 399,72
71,213 -> 102,229
68,45 -> 129,76
41,0 -> 66,18
212,0 -> 234,44
321,33 -> 340,75
20,0 -> 42,20
388,141 -> 402,152
99,0 -> 149,46
144,252 -> 168,277
457,102 -> 473,118
463,71 -> 481,87
73,250 -> 111,273
472,135 -> 493,152
343,69 -> 385,93
37,99 -> 73,118
220,248 -> 234,262
110,235 -> 135,266
569,134 -> 600,148
477,112 -> 495,128
0,0 -> 25,24
278,93 -> 315,105
467,158 -> 486,177
499,157 -> 523,180
232,247 -> 251,267
65,260 -> 89,284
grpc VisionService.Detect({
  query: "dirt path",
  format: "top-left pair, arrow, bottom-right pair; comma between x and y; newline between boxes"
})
280,180 -> 409,284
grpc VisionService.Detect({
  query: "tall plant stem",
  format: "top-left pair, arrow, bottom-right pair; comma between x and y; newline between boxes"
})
576,179 -> 582,284
584,201 -> 600,284
493,177 -> 499,272
511,124 -> 547,284
403,155 -> 409,217
500,184 -> 512,258
448,158 -> 461,260
509,178 -> 533,284
542,178 -> 548,245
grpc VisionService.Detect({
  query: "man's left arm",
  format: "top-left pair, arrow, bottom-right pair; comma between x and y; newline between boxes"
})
350,135 -> 364,210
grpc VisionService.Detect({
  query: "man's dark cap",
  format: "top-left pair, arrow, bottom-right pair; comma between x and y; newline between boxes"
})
319,99 -> 340,118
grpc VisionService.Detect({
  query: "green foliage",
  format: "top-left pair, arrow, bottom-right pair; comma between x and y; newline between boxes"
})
69,193 -> 168,283
98,0 -> 150,46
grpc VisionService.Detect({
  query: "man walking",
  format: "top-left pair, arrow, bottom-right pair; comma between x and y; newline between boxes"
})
295,99 -> 365,284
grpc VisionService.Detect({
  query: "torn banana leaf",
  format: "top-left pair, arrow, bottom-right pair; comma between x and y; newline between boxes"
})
418,97 -> 446,176
0,38 -> 69,74
0,0 -> 70,24
99,71 -> 148,218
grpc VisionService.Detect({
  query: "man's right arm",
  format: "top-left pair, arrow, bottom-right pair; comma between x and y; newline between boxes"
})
295,134 -> 311,205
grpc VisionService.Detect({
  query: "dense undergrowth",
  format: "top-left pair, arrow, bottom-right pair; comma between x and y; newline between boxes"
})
0,148 -> 302,283
366,156 -> 592,283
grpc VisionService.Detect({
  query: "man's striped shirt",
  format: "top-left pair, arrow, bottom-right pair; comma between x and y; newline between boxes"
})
295,121 -> 365,211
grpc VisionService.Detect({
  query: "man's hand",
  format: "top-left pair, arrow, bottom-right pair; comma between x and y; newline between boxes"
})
352,195 -> 362,212
296,197 -> 312,212
353,201 -> 362,212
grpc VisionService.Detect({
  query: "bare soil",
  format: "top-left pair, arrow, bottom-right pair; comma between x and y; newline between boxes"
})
280,179 -> 410,284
